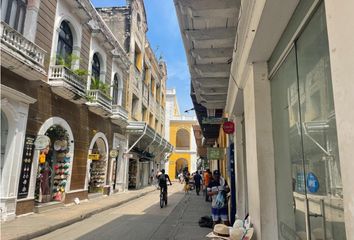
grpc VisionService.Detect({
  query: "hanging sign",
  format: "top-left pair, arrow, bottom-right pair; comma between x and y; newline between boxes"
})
202,117 -> 228,125
207,148 -> 224,160
110,149 -> 119,158
18,135 -> 35,199
34,135 -> 50,150
223,121 -> 235,134
307,172 -> 319,193
88,154 -> 100,160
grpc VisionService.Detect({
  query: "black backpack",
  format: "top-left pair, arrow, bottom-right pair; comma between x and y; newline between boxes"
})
198,216 -> 213,228
159,174 -> 167,186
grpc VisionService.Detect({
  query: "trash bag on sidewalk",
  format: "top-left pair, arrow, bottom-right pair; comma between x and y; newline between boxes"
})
198,215 -> 213,228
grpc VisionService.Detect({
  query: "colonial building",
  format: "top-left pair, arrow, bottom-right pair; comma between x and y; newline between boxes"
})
164,89 -> 197,179
175,0 -> 354,239
1,0 -> 171,221
97,0 -> 172,189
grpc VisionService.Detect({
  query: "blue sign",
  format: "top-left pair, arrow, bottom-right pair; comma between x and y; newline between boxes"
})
306,172 -> 319,193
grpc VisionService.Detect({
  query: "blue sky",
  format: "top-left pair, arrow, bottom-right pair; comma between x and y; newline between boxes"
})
92,0 -> 194,115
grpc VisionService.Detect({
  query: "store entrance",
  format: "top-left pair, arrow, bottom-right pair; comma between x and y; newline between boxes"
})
271,4 -> 346,239
35,125 -> 70,203
88,138 -> 107,194
128,159 -> 137,189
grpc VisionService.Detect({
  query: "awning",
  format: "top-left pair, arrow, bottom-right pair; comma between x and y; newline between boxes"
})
126,121 -> 173,161
174,0 -> 240,146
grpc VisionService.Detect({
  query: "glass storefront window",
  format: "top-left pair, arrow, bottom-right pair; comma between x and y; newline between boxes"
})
271,3 -> 346,240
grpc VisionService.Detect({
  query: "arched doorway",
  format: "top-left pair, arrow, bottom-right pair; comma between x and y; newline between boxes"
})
175,158 -> 188,179
86,132 -> 108,194
34,124 -> 73,203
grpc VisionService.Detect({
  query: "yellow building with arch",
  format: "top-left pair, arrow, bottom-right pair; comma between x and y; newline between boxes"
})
165,89 -> 198,179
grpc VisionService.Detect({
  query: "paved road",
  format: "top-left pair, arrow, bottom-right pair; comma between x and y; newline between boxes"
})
34,184 -> 211,240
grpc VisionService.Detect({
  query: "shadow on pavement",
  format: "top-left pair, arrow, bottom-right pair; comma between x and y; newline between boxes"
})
77,188 -> 211,240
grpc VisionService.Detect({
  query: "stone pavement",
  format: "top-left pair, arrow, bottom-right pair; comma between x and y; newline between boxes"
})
1,186 -> 157,240
149,187 -> 212,240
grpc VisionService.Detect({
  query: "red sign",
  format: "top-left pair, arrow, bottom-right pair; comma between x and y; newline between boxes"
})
223,121 -> 235,134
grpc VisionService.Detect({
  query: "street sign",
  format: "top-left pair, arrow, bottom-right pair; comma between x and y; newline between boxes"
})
207,148 -> 224,160
223,121 -> 235,134
109,149 -> 119,158
202,117 -> 228,124
88,154 -> 100,160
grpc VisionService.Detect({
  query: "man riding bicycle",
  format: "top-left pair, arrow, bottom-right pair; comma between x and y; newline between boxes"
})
157,169 -> 172,205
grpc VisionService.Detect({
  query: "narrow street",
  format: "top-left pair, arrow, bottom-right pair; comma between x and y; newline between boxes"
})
33,184 -> 211,240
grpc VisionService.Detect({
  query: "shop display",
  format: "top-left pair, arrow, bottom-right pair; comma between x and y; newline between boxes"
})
52,155 -> 71,201
18,135 -> 35,199
35,125 -> 71,203
89,160 -> 106,192
128,160 -> 137,189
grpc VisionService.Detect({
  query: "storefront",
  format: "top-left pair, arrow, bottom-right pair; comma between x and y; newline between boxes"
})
270,3 -> 346,239
126,121 -> 173,189
86,132 -> 109,195
31,117 -> 75,205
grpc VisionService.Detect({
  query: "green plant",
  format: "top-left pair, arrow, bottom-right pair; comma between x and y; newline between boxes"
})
90,78 -> 111,97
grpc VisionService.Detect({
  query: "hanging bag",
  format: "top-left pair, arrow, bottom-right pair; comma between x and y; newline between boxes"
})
215,190 -> 226,209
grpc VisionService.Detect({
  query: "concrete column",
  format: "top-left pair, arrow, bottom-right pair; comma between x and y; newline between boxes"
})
243,62 -> 278,240
234,116 -> 247,220
324,1 -> 354,238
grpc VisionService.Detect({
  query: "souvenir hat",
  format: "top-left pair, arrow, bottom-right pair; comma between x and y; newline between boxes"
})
64,157 -> 70,163
206,224 -> 230,239
229,227 -> 245,240
57,152 -> 66,158
60,180 -> 67,186
60,140 -> 68,150
233,219 -> 244,229
54,140 -> 61,151
64,164 -> 70,169
64,170 -> 70,175
243,228 -> 254,240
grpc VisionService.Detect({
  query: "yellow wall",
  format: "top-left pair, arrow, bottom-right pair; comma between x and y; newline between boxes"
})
217,126 -> 228,180
168,121 -> 194,179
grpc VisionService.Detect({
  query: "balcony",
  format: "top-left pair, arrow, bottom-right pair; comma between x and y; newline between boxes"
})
48,65 -> 87,104
111,104 -> 129,126
86,90 -> 112,117
1,21 -> 46,80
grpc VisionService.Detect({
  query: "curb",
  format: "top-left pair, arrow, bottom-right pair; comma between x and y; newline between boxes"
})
11,189 -> 156,240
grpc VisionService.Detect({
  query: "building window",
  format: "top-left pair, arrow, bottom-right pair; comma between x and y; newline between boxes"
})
1,0 -> 27,33
137,13 -> 141,30
134,44 -> 142,72
176,129 -> 190,150
92,53 -> 101,80
112,74 -> 119,105
56,21 -> 73,66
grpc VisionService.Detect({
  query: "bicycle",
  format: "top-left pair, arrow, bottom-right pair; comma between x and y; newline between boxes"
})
159,183 -> 172,208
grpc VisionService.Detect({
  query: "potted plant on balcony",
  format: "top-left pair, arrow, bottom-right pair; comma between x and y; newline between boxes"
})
87,78 -> 112,102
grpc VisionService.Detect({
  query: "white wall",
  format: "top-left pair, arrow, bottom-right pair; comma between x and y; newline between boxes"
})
324,0 -> 354,237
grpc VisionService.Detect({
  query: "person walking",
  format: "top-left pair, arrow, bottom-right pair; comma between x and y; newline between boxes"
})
203,169 -> 212,201
207,170 -> 230,226
193,171 -> 203,195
